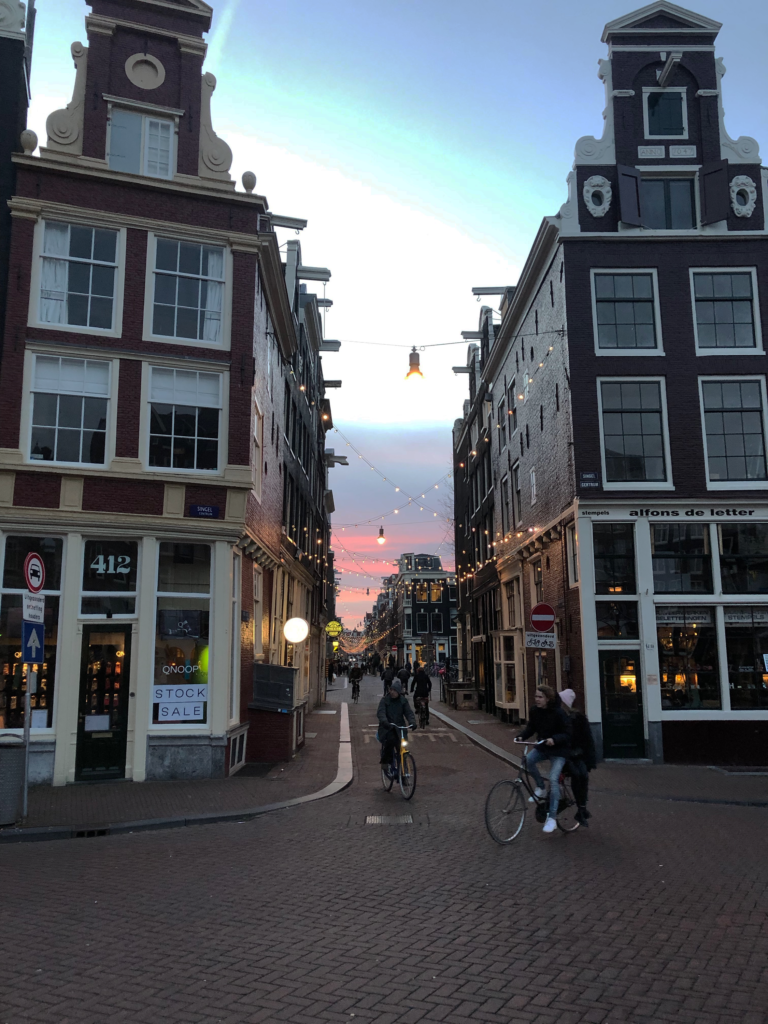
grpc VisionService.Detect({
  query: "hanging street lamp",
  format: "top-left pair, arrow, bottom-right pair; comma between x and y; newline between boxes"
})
405,347 -> 423,381
377,526 -> 386,545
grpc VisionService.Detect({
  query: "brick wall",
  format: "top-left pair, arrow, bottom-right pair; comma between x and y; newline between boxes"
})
82,477 -> 164,515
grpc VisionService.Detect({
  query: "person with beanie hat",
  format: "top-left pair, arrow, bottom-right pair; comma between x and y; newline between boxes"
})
377,679 -> 416,774
559,688 -> 596,826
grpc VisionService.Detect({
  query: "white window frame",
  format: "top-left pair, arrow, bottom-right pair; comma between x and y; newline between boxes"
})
22,348 -> 119,469
642,86 -> 689,140
689,267 -> 763,357
106,102 -> 179,181
530,468 -> 537,506
590,268 -> 664,357
566,523 -> 580,586
80,538 -> 140,619
229,550 -> 241,725
253,565 -> 263,660
141,362 -> 228,476
27,218 -> 127,338
252,397 -> 264,501
698,375 -> 768,491
142,232 -> 233,350
597,376 -> 675,491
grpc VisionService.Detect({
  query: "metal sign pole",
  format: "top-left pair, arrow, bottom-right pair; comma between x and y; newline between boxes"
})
22,670 -> 36,820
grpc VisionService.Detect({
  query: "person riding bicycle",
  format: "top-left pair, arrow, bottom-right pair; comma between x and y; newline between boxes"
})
411,664 -> 432,725
558,688 -> 596,827
515,685 -> 572,834
377,680 -> 416,775
349,664 -> 362,699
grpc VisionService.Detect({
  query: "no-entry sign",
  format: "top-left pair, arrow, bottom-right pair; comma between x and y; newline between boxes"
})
530,602 -> 555,633
24,552 -> 45,594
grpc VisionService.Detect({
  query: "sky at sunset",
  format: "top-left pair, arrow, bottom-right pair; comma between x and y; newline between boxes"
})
25,0 -> 768,625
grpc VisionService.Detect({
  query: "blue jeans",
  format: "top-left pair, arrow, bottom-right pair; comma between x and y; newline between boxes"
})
525,748 -> 566,817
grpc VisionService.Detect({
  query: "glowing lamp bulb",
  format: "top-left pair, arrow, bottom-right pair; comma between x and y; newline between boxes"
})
405,347 -> 423,381
283,617 -> 310,643
377,526 -> 386,545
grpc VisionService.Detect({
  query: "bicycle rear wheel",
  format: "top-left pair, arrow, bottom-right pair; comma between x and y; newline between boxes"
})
556,777 -> 581,833
485,780 -> 526,844
399,752 -> 417,800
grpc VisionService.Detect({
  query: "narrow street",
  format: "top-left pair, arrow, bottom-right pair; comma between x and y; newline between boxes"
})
1,673 -> 766,1024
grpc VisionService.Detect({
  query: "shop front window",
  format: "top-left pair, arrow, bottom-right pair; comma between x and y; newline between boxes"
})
596,601 -> 639,639
719,524 -> 768,594
651,524 -> 713,594
657,606 -> 720,710
81,540 -> 138,615
0,537 -> 62,730
724,607 -> 768,710
153,543 -> 211,726
594,523 -> 636,594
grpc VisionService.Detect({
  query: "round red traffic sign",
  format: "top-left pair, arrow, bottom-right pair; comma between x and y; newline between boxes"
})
530,602 -> 555,632
24,552 -> 45,594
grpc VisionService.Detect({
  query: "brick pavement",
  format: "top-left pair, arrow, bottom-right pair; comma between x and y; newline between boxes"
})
0,671 -> 766,1024
12,702 -> 341,829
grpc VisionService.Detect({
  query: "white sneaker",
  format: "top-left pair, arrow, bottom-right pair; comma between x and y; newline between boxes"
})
528,786 -> 547,803
542,817 -> 557,834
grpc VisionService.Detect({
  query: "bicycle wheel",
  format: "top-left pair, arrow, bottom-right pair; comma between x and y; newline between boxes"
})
555,777 -> 581,833
485,780 -> 526,844
381,765 -> 394,791
399,752 -> 417,800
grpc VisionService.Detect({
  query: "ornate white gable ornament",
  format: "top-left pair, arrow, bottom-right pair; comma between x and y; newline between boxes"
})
730,175 -> 757,218
198,72 -> 232,182
45,42 -> 88,154
0,0 -> 25,40
583,175 -> 612,218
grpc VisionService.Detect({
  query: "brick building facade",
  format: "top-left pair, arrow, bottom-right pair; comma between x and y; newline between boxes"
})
454,1 -> 768,765
0,0 -> 339,784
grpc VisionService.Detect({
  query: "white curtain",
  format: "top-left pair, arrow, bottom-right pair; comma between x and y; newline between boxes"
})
202,247 -> 224,343
40,222 -> 68,324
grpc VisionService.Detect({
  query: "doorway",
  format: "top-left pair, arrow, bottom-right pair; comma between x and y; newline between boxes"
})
75,626 -> 132,781
598,650 -> 645,758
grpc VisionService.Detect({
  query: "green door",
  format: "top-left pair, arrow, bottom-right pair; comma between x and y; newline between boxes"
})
75,627 -> 131,781
599,650 -> 645,758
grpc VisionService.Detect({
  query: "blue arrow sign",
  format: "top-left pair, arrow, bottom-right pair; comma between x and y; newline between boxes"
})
22,621 -> 43,664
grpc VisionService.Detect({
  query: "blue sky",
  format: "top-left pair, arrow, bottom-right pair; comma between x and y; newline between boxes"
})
26,0 -> 768,623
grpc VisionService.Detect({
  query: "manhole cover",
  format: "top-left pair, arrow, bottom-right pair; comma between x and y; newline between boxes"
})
365,814 -> 413,825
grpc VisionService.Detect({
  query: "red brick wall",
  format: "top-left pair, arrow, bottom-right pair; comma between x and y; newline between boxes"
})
184,484 -> 227,517
13,471 -> 60,508
82,477 -> 164,515
116,358 -> 142,458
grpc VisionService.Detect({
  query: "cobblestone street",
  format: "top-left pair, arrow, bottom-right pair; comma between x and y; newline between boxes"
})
1,674 -> 767,1024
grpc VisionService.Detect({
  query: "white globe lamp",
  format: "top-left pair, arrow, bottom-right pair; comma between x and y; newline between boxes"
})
283,617 -> 310,643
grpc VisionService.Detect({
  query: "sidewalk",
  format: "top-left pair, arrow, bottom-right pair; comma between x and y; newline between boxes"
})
433,700 -> 768,806
1,702 -> 345,840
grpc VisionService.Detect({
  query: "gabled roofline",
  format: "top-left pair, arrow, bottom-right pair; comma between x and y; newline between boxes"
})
602,1 -> 722,43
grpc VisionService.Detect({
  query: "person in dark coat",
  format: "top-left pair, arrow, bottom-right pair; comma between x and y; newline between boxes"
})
411,664 -> 432,725
516,685 -> 572,833
397,664 -> 411,689
377,681 -> 416,773
559,688 -> 596,826
381,665 -> 395,695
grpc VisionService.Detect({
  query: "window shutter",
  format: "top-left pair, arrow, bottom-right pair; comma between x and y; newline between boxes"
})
700,160 -> 729,224
617,165 -> 643,226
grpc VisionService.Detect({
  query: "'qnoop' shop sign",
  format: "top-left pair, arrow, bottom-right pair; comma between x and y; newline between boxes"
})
153,682 -> 209,723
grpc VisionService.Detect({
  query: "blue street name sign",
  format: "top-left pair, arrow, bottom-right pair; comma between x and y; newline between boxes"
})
22,621 -> 43,664
189,505 -> 220,519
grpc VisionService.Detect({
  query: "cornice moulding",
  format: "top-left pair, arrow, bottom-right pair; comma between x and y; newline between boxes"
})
85,14 -> 207,54
102,93 -> 185,117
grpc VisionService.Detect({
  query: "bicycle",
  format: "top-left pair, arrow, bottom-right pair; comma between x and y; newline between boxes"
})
381,724 -> 417,800
484,740 -> 580,844
351,680 -> 360,703
414,696 -> 429,729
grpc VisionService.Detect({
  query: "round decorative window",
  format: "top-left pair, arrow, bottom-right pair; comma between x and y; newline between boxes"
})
729,175 -> 757,218
125,53 -> 166,91
582,175 -> 612,218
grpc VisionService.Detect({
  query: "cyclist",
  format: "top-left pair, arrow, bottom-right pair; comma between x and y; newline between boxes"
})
377,680 -> 416,776
411,664 -> 432,725
559,688 -> 596,826
515,685 -> 572,834
349,664 -> 362,701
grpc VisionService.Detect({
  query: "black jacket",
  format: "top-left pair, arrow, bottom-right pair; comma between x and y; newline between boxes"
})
568,711 -> 597,770
377,693 -> 416,736
517,700 -> 572,758
411,670 -> 431,699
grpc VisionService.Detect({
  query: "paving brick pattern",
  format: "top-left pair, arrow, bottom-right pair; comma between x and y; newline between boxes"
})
1,673 -> 766,1024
